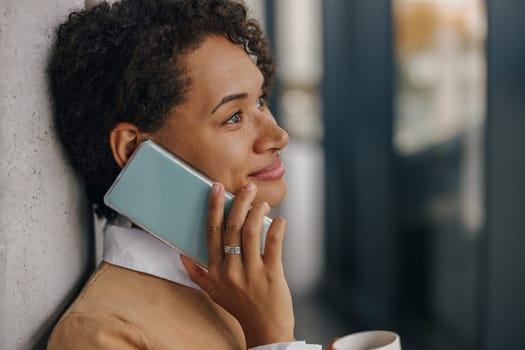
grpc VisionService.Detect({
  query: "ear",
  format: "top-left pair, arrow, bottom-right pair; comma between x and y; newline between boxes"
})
109,122 -> 147,168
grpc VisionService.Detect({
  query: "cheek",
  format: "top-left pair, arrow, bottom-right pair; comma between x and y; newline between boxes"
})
186,133 -> 252,189
155,120 -> 255,192
205,140 -> 250,183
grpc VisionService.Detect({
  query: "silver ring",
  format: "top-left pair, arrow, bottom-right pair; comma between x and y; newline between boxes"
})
224,245 -> 242,255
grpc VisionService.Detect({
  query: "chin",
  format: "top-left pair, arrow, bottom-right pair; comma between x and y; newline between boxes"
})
255,179 -> 287,208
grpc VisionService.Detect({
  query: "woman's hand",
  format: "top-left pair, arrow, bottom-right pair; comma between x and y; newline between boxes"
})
181,182 -> 295,348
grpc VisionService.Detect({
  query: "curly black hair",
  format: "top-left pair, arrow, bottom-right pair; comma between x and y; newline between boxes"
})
48,0 -> 274,219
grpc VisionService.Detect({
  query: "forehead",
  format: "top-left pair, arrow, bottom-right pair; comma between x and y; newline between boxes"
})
183,35 -> 264,97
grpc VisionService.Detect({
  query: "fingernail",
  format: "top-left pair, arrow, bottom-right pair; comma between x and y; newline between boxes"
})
244,182 -> 256,191
212,183 -> 221,195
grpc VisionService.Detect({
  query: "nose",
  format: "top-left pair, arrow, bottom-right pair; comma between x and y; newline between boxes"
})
253,113 -> 289,154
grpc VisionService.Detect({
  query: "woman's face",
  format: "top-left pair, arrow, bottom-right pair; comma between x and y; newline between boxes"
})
149,35 -> 289,207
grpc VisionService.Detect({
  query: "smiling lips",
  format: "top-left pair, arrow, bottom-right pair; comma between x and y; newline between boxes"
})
249,158 -> 285,180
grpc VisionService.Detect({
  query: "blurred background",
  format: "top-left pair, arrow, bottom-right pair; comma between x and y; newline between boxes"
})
245,0 -> 525,349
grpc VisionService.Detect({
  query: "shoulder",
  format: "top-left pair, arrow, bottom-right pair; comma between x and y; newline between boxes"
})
48,264 -> 151,349
48,310 -> 152,350
48,263 -> 245,350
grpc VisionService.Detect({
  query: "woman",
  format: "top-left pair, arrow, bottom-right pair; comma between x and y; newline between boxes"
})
47,0 -> 316,348
47,1 -> 401,349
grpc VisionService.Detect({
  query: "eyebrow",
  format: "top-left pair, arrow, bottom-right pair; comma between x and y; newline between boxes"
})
211,92 -> 249,114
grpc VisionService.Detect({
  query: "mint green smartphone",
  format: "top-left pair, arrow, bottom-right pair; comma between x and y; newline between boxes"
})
104,140 -> 271,268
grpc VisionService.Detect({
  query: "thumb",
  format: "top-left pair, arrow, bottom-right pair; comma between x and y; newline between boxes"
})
180,255 -> 211,292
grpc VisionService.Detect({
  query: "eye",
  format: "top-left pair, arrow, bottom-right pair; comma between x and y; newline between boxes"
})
223,112 -> 242,125
256,94 -> 266,109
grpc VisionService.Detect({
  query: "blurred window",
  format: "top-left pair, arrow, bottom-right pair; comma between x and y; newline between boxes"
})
393,1 -> 486,348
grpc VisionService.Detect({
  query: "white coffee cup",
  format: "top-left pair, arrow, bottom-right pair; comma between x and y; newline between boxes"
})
332,330 -> 401,350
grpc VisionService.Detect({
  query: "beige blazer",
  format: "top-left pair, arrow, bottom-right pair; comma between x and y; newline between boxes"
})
48,263 -> 246,349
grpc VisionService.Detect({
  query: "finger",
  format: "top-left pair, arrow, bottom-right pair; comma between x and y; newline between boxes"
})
207,183 -> 225,267
223,183 -> 257,263
242,201 -> 270,270
180,255 -> 213,294
263,217 -> 286,270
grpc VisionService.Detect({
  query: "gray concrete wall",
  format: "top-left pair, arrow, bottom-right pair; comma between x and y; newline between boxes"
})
0,1 -> 93,349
